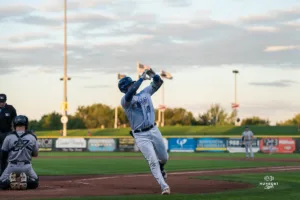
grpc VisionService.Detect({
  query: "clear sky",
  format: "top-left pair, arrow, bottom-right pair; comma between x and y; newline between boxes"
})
0,0 -> 299,125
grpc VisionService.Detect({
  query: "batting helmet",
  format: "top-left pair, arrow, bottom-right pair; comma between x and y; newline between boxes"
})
118,77 -> 135,93
13,115 -> 29,130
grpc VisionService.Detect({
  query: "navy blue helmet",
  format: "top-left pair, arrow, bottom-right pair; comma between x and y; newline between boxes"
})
118,76 -> 135,93
13,115 -> 29,129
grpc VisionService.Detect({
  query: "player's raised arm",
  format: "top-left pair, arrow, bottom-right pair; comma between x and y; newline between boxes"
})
143,74 -> 164,96
125,78 -> 144,102
118,71 -> 148,108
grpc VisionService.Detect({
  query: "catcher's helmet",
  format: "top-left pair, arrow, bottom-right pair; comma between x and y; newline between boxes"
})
118,77 -> 135,93
13,115 -> 29,130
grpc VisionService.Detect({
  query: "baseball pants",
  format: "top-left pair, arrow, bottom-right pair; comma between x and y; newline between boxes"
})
133,126 -> 169,191
245,141 -> 254,158
0,162 -> 38,181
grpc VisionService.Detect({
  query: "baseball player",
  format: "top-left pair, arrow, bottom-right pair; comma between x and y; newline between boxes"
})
241,126 -> 254,159
0,115 -> 39,190
118,70 -> 170,195
0,93 -> 17,176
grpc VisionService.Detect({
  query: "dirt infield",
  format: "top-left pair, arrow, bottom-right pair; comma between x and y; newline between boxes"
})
2,165 -> 300,200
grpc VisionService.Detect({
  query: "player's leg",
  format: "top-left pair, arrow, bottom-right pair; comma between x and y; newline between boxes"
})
245,142 -> 249,158
0,165 -> 10,190
7,163 -> 38,190
150,126 -> 169,179
0,163 -> 18,190
250,142 -> 254,158
134,131 -> 169,193
0,179 -> 10,190
22,164 -> 39,189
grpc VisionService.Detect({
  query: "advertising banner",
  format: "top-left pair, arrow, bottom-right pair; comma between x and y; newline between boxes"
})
87,139 -> 117,152
118,138 -> 136,152
55,138 -> 87,151
227,138 -> 260,153
37,138 -> 53,151
168,138 -> 195,152
260,138 -> 296,154
196,138 -> 227,152
56,148 -> 87,152
260,138 -> 278,153
278,138 -> 296,153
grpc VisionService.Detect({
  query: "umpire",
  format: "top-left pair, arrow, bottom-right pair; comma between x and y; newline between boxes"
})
0,94 -> 17,176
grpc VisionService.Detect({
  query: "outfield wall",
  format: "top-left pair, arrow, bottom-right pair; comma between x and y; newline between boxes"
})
37,136 -> 300,154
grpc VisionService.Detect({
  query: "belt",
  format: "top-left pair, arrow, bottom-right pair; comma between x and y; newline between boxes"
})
131,123 -> 156,134
10,161 -> 30,165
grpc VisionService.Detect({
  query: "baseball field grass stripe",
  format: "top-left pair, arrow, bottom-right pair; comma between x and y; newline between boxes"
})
32,156 -> 300,175
63,166 -> 300,183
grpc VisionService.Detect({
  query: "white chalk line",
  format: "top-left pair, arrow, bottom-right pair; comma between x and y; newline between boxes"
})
68,166 -> 300,184
270,167 -> 300,172
76,181 -> 92,185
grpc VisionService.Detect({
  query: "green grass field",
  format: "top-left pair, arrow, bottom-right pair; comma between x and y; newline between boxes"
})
33,152 -> 299,176
25,152 -> 300,200
35,125 -> 300,137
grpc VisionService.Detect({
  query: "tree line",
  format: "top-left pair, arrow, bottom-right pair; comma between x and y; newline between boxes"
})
276,114 -> 300,126
28,103 -> 280,131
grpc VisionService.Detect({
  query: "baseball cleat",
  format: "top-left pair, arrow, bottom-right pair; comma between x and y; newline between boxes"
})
9,173 -> 17,182
9,173 -> 19,190
162,187 -> 171,195
19,173 -> 27,190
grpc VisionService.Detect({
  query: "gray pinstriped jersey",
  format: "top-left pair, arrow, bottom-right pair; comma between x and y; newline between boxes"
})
242,131 -> 253,141
121,85 -> 157,130
1,131 -> 39,162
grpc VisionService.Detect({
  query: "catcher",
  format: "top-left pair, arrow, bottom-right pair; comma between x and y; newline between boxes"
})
241,126 -> 254,159
0,115 -> 39,190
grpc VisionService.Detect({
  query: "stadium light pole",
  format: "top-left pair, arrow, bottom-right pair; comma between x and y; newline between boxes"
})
114,106 -> 118,129
160,80 -> 165,127
232,70 -> 239,125
159,70 -> 173,127
59,0 -> 71,136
